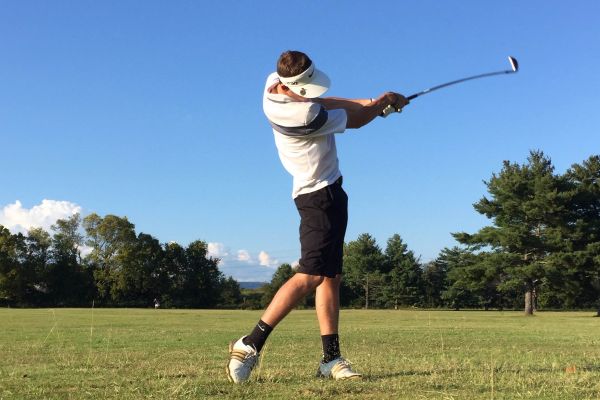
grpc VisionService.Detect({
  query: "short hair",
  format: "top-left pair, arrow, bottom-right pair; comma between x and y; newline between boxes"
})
277,50 -> 312,78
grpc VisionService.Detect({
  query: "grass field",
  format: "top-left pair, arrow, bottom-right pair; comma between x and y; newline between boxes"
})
1,309 -> 599,399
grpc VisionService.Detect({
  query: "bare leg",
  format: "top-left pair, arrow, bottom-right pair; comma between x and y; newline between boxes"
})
260,273 -> 324,328
315,274 -> 342,335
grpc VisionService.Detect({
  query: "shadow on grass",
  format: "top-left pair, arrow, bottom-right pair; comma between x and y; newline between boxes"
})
363,370 -> 434,381
362,363 -> 600,380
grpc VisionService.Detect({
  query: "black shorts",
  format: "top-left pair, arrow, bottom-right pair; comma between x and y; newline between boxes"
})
294,177 -> 348,278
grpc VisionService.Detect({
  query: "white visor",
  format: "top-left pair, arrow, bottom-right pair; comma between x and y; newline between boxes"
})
278,62 -> 330,98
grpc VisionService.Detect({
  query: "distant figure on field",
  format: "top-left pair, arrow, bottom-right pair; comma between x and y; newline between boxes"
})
154,298 -> 160,309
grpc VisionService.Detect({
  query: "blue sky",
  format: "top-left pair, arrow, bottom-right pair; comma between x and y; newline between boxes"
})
2,1 -> 599,281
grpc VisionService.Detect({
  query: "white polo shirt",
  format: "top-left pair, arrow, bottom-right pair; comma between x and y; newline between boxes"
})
262,72 -> 348,198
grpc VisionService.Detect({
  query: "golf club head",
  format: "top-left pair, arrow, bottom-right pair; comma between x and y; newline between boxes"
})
508,56 -> 519,72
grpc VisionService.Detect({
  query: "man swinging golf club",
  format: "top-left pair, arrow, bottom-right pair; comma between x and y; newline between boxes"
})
226,50 -> 409,383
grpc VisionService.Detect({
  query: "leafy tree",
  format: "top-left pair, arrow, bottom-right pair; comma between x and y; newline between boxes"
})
158,240 -> 225,308
240,288 -> 265,310
48,214 -> 93,306
83,214 -> 136,304
219,276 -> 242,308
262,263 -> 295,307
23,227 -> 52,305
116,233 -> 164,306
162,241 -> 187,306
0,227 -> 52,306
2,214 -> 245,308
0,226 -> 26,306
183,240 -> 223,308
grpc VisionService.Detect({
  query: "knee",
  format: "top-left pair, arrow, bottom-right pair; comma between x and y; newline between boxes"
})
296,274 -> 324,291
323,274 -> 342,288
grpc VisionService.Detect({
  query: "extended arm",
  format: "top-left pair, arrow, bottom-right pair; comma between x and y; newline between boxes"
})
315,93 -> 409,129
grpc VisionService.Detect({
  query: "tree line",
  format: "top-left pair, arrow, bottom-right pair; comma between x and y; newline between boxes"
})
1,151 -> 599,314
0,213 -> 241,308
345,151 -> 598,314
251,151 -> 600,315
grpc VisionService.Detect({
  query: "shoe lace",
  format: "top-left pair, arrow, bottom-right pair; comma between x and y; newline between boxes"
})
331,358 -> 355,375
230,347 -> 258,367
245,352 -> 258,367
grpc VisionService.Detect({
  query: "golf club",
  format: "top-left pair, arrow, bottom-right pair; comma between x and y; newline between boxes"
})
407,56 -> 519,100
382,56 -> 518,116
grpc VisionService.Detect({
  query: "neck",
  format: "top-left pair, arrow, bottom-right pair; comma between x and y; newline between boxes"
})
268,82 -> 286,95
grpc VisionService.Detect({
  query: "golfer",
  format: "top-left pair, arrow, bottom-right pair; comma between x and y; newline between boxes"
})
226,50 -> 409,383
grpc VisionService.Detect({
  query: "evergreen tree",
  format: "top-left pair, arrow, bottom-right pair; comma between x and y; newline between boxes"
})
554,156 -> 600,312
343,233 -> 386,308
437,247 -> 481,310
453,151 -> 570,314
383,234 -> 423,308
422,260 -> 447,308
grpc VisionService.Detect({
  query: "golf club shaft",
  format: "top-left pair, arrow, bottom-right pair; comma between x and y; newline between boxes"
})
383,57 -> 517,115
407,70 -> 515,100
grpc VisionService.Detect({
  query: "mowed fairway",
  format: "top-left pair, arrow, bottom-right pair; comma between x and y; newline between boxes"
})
1,309 -> 599,399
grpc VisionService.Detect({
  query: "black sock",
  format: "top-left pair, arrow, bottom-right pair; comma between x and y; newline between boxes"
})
321,334 -> 341,363
242,319 -> 273,353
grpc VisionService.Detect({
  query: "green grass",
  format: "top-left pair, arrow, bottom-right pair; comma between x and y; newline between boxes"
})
1,308 -> 599,399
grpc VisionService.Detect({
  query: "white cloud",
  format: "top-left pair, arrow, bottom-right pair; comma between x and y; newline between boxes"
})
0,199 -> 82,234
207,242 -> 229,261
237,249 -> 251,262
218,262 -> 275,282
258,250 -> 279,267
78,244 -> 93,258
207,243 -> 289,282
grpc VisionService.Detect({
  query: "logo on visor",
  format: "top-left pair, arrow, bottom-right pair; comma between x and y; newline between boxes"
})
300,88 -> 306,96
282,64 -> 314,89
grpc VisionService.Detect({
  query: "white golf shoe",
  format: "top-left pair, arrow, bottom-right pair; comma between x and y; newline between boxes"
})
226,336 -> 259,383
316,357 -> 362,380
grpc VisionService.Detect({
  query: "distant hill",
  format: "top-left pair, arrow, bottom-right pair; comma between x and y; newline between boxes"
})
239,281 -> 268,290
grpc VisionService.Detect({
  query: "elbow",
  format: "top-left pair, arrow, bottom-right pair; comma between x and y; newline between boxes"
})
346,116 -> 367,129
346,108 -> 378,129
346,122 -> 364,129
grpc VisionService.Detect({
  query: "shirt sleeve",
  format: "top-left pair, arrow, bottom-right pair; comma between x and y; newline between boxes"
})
307,107 -> 347,138
268,103 -> 347,138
